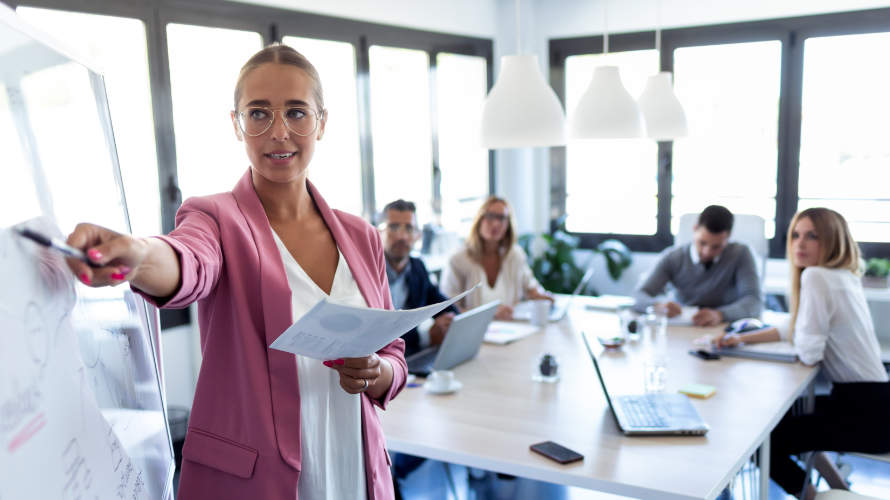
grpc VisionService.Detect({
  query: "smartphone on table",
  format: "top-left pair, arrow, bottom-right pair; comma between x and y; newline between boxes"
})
529,441 -> 584,464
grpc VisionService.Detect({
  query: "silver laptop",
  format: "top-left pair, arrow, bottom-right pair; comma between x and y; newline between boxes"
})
514,265 -> 596,322
549,265 -> 596,321
581,331 -> 709,436
406,300 -> 500,376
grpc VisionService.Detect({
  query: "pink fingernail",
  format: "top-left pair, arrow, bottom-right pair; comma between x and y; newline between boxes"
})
79,273 -> 91,285
87,249 -> 102,261
323,360 -> 333,367
111,273 -> 125,280
118,266 -> 131,275
334,359 -> 345,366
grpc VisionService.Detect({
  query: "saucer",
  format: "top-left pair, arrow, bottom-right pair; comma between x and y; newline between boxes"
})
423,379 -> 462,395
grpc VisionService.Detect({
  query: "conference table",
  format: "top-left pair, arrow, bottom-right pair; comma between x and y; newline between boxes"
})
381,297 -> 818,499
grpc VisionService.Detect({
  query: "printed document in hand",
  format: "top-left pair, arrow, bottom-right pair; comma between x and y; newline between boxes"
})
270,283 -> 480,359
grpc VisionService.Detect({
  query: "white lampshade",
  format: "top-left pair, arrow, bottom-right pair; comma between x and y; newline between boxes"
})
481,54 -> 566,149
638,71 -> 688,140
571,66 -> 643,139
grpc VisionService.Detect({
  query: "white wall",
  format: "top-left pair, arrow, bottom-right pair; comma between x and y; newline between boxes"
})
232,0 -> 498,38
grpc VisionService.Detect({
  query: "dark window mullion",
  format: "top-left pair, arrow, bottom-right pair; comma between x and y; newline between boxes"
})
355,35 -> 376,222
428,51 -> 442,221
774,31 -> 804,257
548,46 -> 568,225
657,33 -> 677,248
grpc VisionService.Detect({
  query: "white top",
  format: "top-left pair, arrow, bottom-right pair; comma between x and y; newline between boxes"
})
272,233 -> 367,500
479,270 -> 510,307
777,266 -> 888,383
441,244 -> 542,311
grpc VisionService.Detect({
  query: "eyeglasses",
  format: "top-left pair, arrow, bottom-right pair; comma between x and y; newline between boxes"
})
379,222 -> 419,235
235,106 -> 324,137
482,212 -> 509,223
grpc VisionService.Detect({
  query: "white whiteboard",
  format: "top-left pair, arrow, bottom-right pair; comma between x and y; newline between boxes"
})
0,4 -> 174,499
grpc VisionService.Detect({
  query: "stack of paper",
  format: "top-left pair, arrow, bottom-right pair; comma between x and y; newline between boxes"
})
483,321 -> 540,345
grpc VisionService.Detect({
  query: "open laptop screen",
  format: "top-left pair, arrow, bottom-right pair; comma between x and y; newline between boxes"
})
580,331 -> 622,428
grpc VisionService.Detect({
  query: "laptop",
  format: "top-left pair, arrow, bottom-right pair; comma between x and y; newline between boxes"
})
712,341 -> 798,363
580,331 -> 710,436
406,300 -> 500,377
514,265 -> 596,322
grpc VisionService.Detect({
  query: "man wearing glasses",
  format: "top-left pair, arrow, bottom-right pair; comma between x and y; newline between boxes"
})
380,199 -> 458,494
379,199 -> 458,357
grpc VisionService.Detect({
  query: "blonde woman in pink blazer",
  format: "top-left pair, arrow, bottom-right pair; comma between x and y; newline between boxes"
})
65,45 -> 407,500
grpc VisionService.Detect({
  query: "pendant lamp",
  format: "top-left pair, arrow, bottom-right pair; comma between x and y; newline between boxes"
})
638,72 -> 687,140
638,1 -> 687,140
481,0 -> 566,149
570,0 -> 643,139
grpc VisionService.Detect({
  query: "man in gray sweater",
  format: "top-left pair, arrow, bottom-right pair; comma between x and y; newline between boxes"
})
633,205 -> 762,326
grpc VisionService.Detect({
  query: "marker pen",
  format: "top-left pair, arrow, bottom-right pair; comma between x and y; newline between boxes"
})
14,227 -> 100,267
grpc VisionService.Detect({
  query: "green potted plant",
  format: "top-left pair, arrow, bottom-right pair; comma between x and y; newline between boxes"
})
863,257 -> 890,288
519,216 -> 632,294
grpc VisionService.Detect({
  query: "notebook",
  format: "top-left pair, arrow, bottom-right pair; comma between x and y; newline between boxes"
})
581,331 -> 710,436
405,300 -> 499,377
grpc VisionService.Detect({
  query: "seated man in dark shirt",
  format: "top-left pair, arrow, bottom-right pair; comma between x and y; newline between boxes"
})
380,199 -> 458,494
633,205 -> 762,326
380,199 -> 457,357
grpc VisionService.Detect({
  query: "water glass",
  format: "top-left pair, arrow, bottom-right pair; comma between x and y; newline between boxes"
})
642,306 -> 668,393
643,360 -> 667,393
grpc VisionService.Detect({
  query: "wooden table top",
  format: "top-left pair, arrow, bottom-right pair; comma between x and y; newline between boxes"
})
381,298 -> 817,500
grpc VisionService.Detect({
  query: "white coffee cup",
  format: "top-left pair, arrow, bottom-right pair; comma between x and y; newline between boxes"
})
530,299 -> 551,327
427,370 -> 455,391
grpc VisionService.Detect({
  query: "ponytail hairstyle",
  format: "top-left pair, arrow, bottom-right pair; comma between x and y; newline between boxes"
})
233,43 -> 324,113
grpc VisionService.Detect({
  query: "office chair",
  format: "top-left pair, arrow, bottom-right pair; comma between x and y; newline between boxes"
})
675,213 -> 769,287
798,452 -> 887,500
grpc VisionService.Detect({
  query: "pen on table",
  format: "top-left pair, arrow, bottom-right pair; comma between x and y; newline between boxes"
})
14,226 -> 100,267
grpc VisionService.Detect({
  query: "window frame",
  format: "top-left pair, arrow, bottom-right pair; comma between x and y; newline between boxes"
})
12,0 -> 493,328
549,7 -> 890,258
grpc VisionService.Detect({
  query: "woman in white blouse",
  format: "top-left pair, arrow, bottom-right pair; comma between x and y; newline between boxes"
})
441,196 -> 551,320
717,207 -> 890,499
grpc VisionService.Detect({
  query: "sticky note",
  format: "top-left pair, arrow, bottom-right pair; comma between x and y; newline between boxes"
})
679,383 -> 716,399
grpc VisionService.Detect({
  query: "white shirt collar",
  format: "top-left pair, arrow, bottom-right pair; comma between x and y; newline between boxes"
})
690,243 -> 721,267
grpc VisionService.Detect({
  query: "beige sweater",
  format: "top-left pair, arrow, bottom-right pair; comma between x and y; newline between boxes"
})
441,244 -> 543,311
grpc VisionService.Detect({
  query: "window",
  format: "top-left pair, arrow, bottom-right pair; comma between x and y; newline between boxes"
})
282,36 -> 363,217
18,7 -> 160,236
166,24 -> 262,201
672,41 -> 782,238
564,49 -> 659,235
436,52 -> 489,236
551,9 -> 890,256
369,45 -> 433,223
798,32 -> 890,242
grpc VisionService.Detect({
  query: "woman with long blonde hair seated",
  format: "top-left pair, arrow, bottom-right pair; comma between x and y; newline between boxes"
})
441,196 -> 551,320
717,208 -> 890,498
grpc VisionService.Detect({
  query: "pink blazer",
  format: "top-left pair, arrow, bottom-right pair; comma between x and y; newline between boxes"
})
139,169 -> 406,500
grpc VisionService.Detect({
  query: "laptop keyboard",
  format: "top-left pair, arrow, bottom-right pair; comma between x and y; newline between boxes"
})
621,396 -> 669,427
